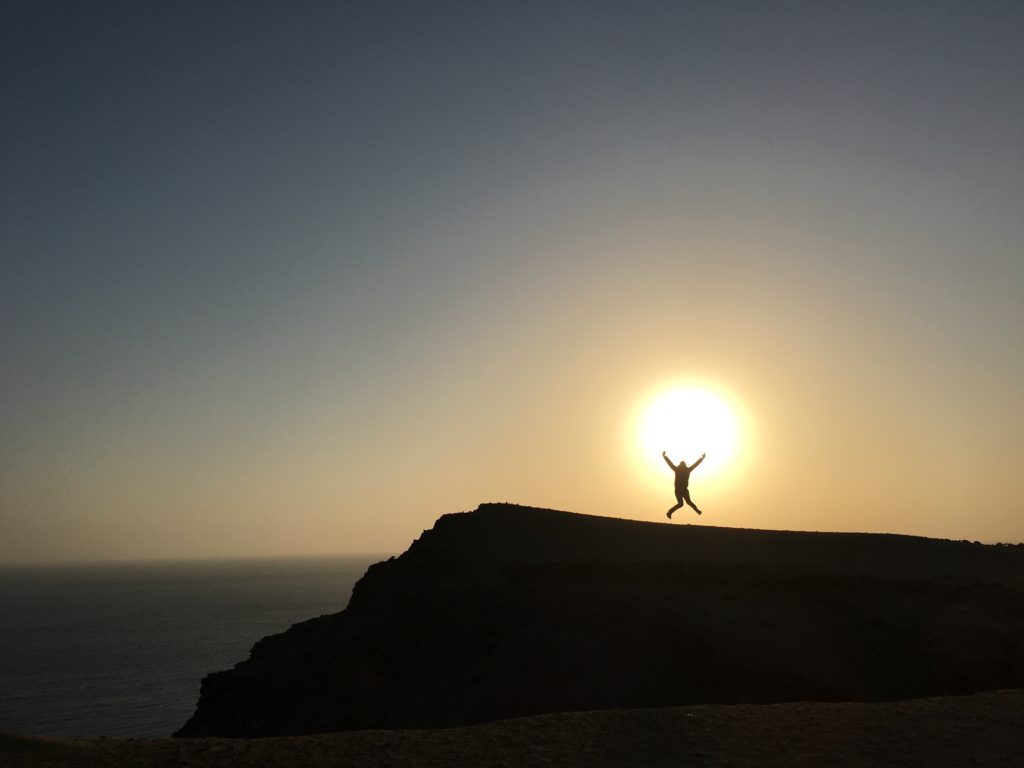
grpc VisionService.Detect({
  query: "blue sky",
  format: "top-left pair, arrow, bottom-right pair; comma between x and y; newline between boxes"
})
2,1 -> 1022,562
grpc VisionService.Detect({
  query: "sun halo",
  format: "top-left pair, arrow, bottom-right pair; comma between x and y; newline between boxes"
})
635,386 -> 742,481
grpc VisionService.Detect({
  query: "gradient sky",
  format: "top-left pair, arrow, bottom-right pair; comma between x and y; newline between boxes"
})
2,1 -> 1022,564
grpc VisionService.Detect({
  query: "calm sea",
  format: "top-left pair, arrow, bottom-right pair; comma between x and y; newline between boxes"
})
0,555 -> 379,738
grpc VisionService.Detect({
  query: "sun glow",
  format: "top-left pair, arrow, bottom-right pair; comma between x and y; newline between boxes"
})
633,385 -> 744,482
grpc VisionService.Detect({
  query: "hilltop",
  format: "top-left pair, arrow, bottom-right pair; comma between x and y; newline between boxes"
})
177,503 -> 1024,737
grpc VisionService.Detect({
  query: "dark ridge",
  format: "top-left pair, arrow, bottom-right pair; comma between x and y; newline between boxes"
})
176,503 -> 1024,737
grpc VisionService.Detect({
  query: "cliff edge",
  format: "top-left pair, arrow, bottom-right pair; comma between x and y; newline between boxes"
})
176,503 -> 1024,737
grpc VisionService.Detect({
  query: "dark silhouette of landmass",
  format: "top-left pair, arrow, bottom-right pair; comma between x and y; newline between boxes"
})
175,503 -> 1024,738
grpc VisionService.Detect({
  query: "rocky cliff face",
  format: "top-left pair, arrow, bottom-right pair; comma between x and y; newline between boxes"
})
175,504 -> 1024,737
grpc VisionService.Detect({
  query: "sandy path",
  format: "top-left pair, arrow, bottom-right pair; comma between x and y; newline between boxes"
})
3,690 -> 1021,767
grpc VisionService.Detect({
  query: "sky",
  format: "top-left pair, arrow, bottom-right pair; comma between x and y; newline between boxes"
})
2,1 -> 1022,564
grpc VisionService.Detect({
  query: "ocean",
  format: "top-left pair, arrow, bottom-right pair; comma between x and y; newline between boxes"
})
0,555 -> 379,738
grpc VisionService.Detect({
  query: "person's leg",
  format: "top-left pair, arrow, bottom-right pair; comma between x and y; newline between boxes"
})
667,492 -> 686,518
681,488 -> 702,515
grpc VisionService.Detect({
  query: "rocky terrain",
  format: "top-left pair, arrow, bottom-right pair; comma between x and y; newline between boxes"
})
175,504 -> 1024,737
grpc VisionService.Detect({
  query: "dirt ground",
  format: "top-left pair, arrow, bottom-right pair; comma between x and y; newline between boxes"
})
3,689 -> 1021,768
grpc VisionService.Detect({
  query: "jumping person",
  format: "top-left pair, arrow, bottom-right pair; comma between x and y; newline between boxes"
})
663,451 -> 705,518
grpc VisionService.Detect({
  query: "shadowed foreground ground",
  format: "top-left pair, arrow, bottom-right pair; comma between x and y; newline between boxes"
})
4,690 -> 1022,767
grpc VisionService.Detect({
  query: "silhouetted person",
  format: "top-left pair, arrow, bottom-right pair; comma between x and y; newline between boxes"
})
663,451 -> 705,518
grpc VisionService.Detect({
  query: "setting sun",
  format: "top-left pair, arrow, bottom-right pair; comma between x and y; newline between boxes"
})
635,386 -> 743,480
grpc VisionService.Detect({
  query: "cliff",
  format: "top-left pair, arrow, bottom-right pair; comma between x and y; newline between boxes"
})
176,503 -> 1024,737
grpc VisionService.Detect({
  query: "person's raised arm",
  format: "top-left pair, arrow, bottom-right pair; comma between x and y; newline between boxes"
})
690,452 -> 706,470
662,451 -> 677,470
